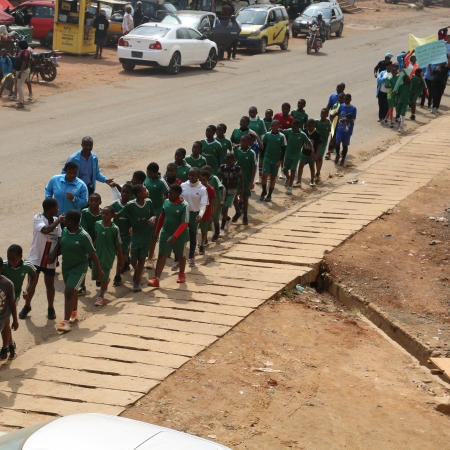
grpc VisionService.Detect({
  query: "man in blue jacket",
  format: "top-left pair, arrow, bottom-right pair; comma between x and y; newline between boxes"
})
45,162 -> 88,215
63,136 -> 114,196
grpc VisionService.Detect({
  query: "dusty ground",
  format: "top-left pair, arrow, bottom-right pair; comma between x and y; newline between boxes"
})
324,168 -> 450,357
122,289 -> 450,449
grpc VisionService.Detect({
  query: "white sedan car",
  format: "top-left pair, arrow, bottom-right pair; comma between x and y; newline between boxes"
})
0,413 -> 231,449
117,23 -> 218,75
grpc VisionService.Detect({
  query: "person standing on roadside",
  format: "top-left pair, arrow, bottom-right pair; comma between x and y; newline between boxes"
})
46,162 -> 89,215
93,9 -> 109,59
374,52 -> 393,78
376,61 -> 392,123
122,5 -> 134,35
14,40 -> 31,109
134,1 -> 144,28
63,136 -> 114,196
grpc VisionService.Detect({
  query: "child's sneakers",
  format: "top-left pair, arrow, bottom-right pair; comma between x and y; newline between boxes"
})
171,262 -> 179,271
133,284 -> 142,292
0,346 -> 8,360
95,280 -> 101,287
199,245 -> 205,255
18,305 -> 31,319
148,277 -> 160,288
8,342 -> 16,360
57,320 -> 71,332
144,258 -> 155,269
264,195 -> 272,202
242,215 -> 249,225
69,311 -> 78,323
211,233 -> 219,242
177,272 -> 186,283
310,181 -> 316,187
77,286 -> 86,296
95,296 -> 105,306
113,275 -> 122,286
284,178 -> 289,188
398,127 -> 404,133
47,308 -> 56,320
188,258 -> 196,267
231,211 -> 241,222
8,93 -> 17,100
390,122 -> 394,128
410,115 -> 416,121
286,187 -> 293,195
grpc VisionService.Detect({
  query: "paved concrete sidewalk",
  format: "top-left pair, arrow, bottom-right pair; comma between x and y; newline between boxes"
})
1,117 -> 450,430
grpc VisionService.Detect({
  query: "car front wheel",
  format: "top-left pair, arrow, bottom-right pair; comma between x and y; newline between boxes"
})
166,52 -> 181,75
280,33 -> 289,50
336,23 -> 343,37
201,48 -> 217,70
121,60 -> 135,71
326,26 -> 331,40
258,37 -> 267,54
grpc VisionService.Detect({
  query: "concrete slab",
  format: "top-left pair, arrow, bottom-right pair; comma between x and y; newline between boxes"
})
43,354 -> 174,380
182,273 -> 285,291
0,409 -> 54,428
59,341 -> 189,368
240,238 -> 334,253
225,250 -> 321,267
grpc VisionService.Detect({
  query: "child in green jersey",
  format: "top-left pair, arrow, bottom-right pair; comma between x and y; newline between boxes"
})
0,257 -> 18,361
260,120 -> 287,202
79,193 -> 102,295
202,165 -> 225,241
394,71 -> 411,133
230,116 -> 251,148
174,148 -> 191,183
93,206 -> 123,306
111,183 -> 132,286
291,99 -> 308,130
119,184 -> 156,292
282,119 -> 311,195
1,245 -> 36,359
314,108 -> 332,182
144,162 -> 170,270
186,141 -> 208,169
409,68 -> 426,121
215,124 -> 233,161
248,106 -> 266,138
384,64 -> 399,128
148,184 -> 190,287
263,108 -> 273,133
235,135 -> 257,225
57,209 -> 104,333
201,125 -> 222,174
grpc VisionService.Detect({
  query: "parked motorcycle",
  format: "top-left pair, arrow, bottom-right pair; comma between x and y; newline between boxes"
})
306,24 -> 322,54
30,50 -> 59,82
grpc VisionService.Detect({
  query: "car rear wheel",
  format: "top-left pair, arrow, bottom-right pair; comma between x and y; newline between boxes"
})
166,52 -> 181,75
258,37 -> 267,54
121,60 -> 135,71
45,31 -> 53,49
326,27 -> 331,40
280,33 -> 289,50
336,23 -> 343,37
201,48 -> 217,70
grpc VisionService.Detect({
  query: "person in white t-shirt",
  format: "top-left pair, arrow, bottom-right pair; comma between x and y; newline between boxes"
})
179,168 -> 208,268
20,199 -> 63,321
122,6 -> 134,35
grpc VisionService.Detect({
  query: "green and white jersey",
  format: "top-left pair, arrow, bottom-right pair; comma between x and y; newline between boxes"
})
235,147 -> 257,182
94,221 -> 121,270
119,199 -> 155,245
262,131 -> 287,163
291,110 -> 309,129
314,119 -> 332,147
175,160 -> 191,183
185,154 -> 208,170
230,127 -> 250,145
282,129 -> 310,159
208,174 -> 224,201
215,136 -> 233,160
161,198 -> 190,236
111,199 -> 131,240
263,119 -> 272,133
2,260 -> 36,299
60,227 -> 95,273
144,174 -> 169,215
249,117 -> 266,138
80,207 -> 102,242
201,139 -> 222,174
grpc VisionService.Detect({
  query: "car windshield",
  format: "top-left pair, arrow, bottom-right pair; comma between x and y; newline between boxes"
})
162,14 -> 200,27
302,7 -> 331,19
129,25 -> 170,36
236,9 -> 267,25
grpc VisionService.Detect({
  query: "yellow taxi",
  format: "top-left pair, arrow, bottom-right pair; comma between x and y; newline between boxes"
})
235,5 -> 289,53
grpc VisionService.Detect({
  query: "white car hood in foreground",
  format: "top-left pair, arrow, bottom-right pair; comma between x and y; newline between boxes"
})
22,414 -> 229,450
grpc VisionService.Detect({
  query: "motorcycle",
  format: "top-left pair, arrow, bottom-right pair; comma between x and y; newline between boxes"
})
306,24 -> 322,55
30,50 -> 59,82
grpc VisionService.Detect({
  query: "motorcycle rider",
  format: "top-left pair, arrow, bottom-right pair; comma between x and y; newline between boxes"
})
311,12 -> 326,44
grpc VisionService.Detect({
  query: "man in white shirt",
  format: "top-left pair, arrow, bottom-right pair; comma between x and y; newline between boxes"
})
20,199 -> 63,321
180,168 -> 208,268
122,5 -> 134,35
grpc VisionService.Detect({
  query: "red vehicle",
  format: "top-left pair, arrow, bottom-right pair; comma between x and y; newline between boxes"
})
10,0 -> 55,46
